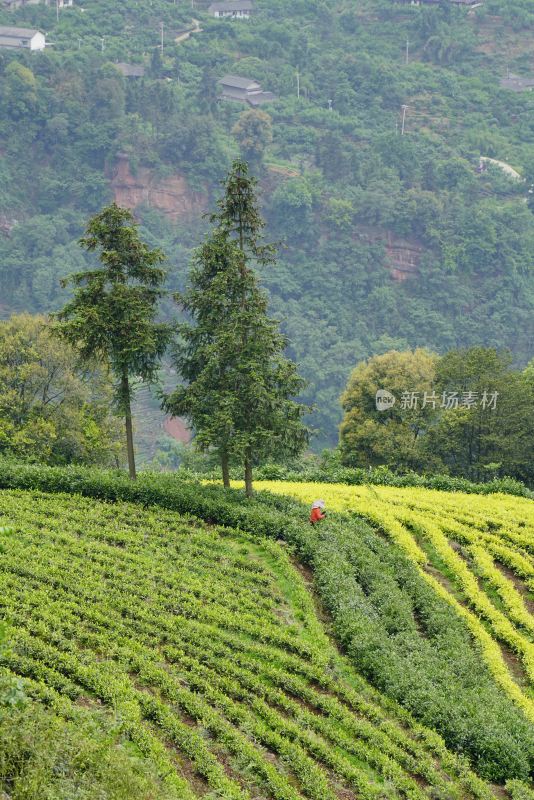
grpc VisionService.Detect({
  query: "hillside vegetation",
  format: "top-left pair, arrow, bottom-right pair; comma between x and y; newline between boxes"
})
0,487 -> 510,800
0,461 -> 532,791
252,481 -> 534,718
0,0 -> 532,446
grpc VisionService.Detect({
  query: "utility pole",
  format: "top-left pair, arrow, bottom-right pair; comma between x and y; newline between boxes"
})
160,21 -> 164,54
101,37 -> 105,52
401,104 -> 408,135
405,38 -> 410,65
296,67 -> 300,99
56,0 -> 59,23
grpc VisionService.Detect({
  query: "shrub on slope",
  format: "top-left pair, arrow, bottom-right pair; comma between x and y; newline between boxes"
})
307,519 -> 533,781
0,703 -> 178,800
0,625 -> 176,800
0,489 -> 500,800
0,460 -> 531,783
252,464 -> 533,499
255,483 -> 534,715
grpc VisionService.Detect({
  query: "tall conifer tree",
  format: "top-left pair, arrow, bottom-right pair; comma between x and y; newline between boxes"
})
55,203 -> 171,480
166,161 -> 309,495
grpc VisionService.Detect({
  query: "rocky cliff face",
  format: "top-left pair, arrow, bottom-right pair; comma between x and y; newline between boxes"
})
357,225 -> 423,283
384,231 -> 422,282
111,157 -> 422,283
0,214 -> 18,235
111,154 -> 207,221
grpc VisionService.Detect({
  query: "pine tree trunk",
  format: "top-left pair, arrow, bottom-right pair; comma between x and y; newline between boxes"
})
122,372 -> 137,481
244,449 -> 253,498
221,450 -> 230,489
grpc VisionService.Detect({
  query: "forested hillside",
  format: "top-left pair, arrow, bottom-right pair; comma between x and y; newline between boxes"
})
0,0 -> 533,447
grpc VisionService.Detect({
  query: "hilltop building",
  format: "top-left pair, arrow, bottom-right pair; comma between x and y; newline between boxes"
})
2,0 -> 72,7
114,62 -> 145,79
500,73 -> 534,92
209,1 -> 253,18
0,26 -> 46,50
393,0 -> 481,5
218,74 -> 276,106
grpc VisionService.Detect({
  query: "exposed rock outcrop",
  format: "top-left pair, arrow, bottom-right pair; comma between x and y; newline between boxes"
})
163,416 -> 191,444
384,231 -> 422,282
359,226 -> 423,283
0,214 -> 18,236
111,153 -> 207,221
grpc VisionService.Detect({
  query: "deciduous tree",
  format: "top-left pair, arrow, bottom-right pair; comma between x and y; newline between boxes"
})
339,349 -> 440,470
232,110 -> 273,171
425,348 -> 534,483
0,314 -> 120,466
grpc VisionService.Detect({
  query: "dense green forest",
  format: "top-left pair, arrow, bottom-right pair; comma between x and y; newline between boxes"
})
339,347 -> 534,484
0,0 -> 533,449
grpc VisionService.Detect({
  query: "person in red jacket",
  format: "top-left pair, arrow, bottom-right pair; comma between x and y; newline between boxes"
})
310,500 -> 326,524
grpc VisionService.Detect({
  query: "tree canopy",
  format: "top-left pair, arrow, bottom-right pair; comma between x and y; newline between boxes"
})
0,0 -> 532,452
0,313 -> 120,466
340,347 -> 534,483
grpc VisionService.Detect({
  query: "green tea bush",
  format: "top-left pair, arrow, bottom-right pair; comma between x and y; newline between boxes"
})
254,463 -> 533,498
0,459 -> 531,782
506,780 -> 534,800
3,489 -> 500,800
0,704 -> 179,800
0,623 -> 175,800
308,518 -> 534,783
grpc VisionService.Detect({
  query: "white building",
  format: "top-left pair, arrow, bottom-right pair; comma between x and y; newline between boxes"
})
0,26 -> 46,50
2,0 -> 72,8
209,1 -> 253,19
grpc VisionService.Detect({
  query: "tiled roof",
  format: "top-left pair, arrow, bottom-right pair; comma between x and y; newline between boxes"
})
0,25 -> 40,37
218,74 -> 260,89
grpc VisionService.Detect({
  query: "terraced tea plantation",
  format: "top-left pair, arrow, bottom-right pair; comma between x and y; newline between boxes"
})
0,488 -> 506,800
254,482 -> 534,723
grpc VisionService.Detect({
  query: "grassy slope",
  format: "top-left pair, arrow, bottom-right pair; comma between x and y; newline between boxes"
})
0,487 -> 504,800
